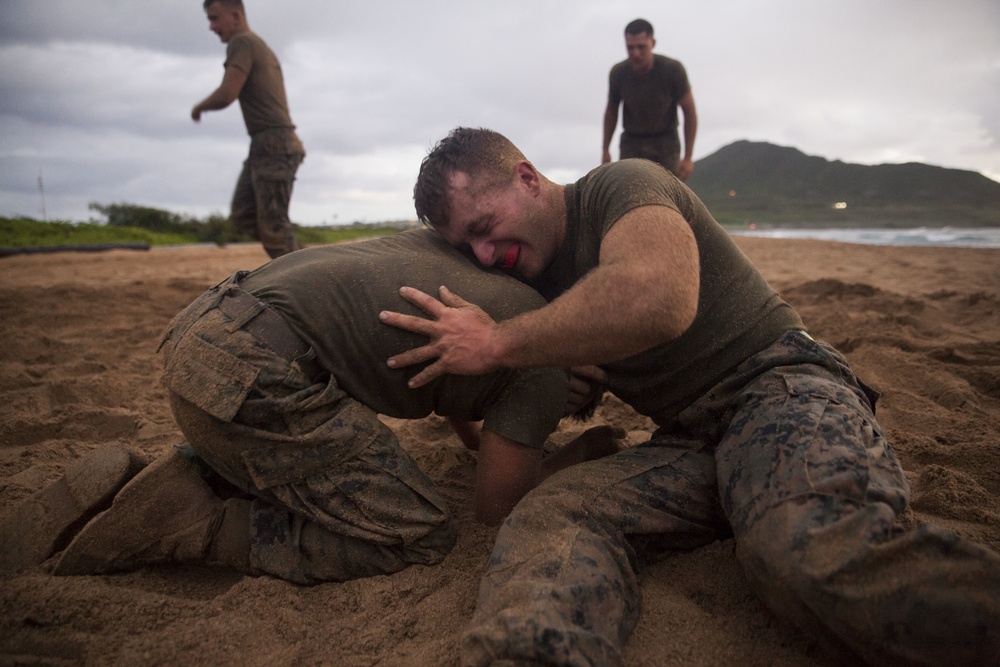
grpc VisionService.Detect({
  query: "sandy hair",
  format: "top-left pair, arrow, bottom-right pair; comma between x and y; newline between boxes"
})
413,127 -> 527,228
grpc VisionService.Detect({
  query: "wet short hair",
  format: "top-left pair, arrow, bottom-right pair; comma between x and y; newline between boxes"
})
625,19 -> 654,38
203,0 -> 243,10
413,127 -> 526,228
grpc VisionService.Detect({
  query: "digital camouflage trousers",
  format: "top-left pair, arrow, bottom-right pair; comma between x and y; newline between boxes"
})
462,331 -> 1000,667
619,132 -> 680,177
231,128 -> 305,259
160,279 -> 455,584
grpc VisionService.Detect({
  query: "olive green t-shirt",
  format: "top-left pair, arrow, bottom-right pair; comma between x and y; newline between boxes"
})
239,229 -> 568,448
609,54 -> 689,147
534,159 -> 803,425
225,32 -> 295,136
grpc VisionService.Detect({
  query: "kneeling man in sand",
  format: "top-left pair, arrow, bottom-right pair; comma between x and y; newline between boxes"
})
2,229 -> 618,584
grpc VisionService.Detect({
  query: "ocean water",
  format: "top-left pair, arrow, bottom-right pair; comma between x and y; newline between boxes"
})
728,227 -> 1000,248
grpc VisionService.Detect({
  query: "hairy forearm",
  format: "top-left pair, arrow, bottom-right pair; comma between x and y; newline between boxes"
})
380,208 -> 698,388
493,262 -> 692,369
490,208 -> 699,370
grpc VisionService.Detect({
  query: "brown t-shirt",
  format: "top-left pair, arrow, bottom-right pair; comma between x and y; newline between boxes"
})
609,54 -> 689,149
225,32 -> 295,136
239,229 -> 568,448
533,159 -> 803,424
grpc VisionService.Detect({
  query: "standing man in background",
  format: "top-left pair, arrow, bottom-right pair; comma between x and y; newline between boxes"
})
602,18 -> 698,181
191,0 -> 305,259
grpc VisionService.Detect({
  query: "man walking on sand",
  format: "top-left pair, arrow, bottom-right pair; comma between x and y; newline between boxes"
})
602,18 -> 697,180
191,0 -> 305,259
379,127 -> 1000,666
1,229 -> 621,584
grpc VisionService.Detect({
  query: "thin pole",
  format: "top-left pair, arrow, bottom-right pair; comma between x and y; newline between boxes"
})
37,169 -> 48,222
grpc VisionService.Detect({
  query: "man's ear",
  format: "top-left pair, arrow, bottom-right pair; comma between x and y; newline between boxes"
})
515,161 -> 540,194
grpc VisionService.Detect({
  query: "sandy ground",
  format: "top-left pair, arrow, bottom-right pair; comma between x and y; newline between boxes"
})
1,237 -> 998,666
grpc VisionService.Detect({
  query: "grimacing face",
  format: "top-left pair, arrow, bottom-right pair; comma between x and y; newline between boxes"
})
625,31 -> 655,72
432,170 -> 559,281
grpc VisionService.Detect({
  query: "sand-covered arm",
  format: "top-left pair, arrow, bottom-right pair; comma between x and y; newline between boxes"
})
381,204 -> 699,387
474,426 -> 624,525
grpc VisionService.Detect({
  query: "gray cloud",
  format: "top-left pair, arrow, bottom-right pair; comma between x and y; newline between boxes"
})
1,0 -> 998,224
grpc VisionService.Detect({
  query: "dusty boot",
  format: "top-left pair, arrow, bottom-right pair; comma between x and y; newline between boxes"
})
54,448 -> 224,576
0,445 -> 147,573
206,498 -> 252,572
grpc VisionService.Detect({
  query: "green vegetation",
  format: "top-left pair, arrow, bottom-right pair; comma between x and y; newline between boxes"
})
1,216 -> 191,248
296,225 -> 400,245
1,202 -> 407,250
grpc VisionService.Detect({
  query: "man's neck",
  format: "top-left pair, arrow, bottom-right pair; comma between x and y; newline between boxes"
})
547,183 -> 568,249
632,59 -> 654,75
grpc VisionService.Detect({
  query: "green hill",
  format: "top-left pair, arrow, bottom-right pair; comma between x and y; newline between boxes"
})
686,140 -> 1000,227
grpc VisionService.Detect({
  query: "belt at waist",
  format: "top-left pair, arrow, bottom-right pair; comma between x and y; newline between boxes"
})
217,284 -> 323,379
622,130 -> 677,139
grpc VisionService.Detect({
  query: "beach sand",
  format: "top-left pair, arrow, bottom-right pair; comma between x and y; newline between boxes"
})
1,237 -> 998,666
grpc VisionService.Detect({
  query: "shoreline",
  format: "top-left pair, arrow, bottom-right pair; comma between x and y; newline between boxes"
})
729,225 -> 1000,248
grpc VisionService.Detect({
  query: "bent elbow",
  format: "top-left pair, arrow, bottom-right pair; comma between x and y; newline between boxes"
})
648,276 -> 699,342
676,290 -> 699,336
667,255 -> 700,339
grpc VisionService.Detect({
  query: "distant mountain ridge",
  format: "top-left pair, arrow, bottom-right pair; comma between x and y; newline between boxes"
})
685,140 -> 1000,227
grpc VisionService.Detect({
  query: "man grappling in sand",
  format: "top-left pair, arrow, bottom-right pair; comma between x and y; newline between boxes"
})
1,229 -> 619,583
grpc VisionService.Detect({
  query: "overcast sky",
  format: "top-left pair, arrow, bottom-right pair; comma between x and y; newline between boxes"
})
2,0 -> 998,225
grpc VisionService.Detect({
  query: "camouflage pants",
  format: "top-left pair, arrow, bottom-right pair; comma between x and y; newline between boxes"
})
231,128 -> 305,259
462,331 -> 1000,666
619,132 -> 680,176
160,278 -> 455,584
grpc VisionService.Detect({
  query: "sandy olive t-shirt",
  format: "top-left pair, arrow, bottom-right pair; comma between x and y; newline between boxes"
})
239,229 -> 568,448
225,32 -> 295,136
534,159 -> 803,424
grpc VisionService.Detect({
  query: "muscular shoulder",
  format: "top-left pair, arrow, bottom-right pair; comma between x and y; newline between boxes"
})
226,32 -> 254,56
583,160 -> 682,208
652,55 -> 689,85
581,161 -> 690,235
225,32 -> 275,72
